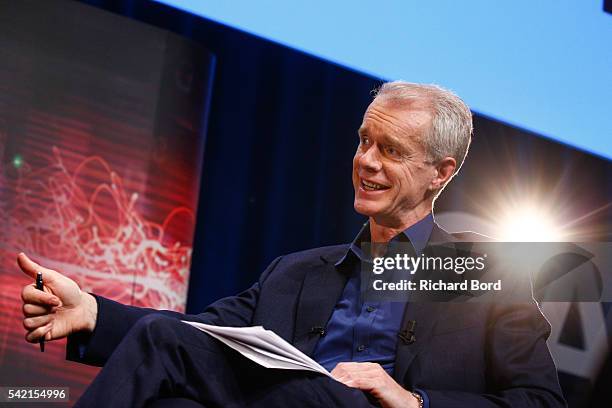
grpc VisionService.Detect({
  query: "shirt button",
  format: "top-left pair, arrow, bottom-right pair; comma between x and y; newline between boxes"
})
357,344 -> 366,352
366,306 -> 376,313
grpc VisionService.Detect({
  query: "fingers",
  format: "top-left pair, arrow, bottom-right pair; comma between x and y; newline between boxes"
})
333,362 -> 379,377
331,362 -> 386,389
21,285 -> 60,307
23,302 -> 54,317
23,314 -> 53,331
25,322 -> 53,343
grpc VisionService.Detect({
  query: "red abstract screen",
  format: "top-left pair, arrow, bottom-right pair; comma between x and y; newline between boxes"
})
0,1 -> 214,404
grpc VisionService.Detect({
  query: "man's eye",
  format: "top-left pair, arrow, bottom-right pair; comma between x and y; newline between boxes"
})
384,145 -> 400,157
360,136 -> 370,146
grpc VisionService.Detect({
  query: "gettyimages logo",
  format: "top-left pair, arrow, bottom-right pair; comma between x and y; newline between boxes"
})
372,253 -> 487,275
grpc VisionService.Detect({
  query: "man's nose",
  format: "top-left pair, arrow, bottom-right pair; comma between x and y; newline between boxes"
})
358,145 -> 382,172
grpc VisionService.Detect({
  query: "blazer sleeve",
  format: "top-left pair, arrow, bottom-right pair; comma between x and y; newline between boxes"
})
422,302 -> 567,408
66,256 -> 283,367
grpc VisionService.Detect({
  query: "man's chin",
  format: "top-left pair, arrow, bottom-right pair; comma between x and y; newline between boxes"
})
353,201 -> 382,218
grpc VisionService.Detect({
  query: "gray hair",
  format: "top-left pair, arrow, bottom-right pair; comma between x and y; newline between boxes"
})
373,81 -> 473,175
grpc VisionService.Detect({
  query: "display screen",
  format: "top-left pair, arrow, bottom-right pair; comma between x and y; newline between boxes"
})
0,1 -> 214,403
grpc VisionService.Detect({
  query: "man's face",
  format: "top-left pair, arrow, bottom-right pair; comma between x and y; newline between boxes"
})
352,98 -> 435,225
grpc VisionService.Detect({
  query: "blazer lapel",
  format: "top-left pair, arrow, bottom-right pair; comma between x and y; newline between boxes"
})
392,302 -> 442,383
292,254 -> 349,356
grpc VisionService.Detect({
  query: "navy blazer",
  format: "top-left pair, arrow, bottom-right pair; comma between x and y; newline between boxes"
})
68,225 -> 566,407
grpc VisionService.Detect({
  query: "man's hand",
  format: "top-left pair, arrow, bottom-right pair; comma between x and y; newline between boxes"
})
332,362 -> 420,408
18,253 -> 98,344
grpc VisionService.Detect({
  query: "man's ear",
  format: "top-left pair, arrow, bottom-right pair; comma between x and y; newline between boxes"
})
430,157 -> 457,190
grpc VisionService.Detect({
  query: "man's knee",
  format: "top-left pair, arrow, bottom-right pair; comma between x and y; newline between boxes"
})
130,314 -> 183,348
130,315 -> 221,354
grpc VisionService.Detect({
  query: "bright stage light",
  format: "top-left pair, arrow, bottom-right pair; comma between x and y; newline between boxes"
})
497,204 -> 563,242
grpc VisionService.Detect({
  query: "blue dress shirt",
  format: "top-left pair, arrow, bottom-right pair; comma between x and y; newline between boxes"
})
312,214 -> 434,406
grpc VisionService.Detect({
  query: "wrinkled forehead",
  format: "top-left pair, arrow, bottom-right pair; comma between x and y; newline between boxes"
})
360,97 -> 433,144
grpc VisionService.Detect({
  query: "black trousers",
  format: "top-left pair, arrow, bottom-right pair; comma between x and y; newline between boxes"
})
74,315 -> 378,407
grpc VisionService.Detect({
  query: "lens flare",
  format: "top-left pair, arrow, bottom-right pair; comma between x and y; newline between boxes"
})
497,204 -> 563,241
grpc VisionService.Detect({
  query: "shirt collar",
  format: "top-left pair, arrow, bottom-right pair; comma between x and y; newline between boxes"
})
336,213 -> 434,267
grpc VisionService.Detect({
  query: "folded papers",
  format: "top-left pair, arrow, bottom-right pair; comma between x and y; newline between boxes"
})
182,321 -> 333,378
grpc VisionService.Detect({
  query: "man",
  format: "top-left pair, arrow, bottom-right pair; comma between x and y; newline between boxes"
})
19,82 -> 566,407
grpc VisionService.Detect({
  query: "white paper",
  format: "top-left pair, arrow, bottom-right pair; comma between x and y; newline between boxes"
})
181,321 -> 333,378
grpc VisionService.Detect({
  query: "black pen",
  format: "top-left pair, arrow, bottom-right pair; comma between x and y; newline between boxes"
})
35,271 -> 45,352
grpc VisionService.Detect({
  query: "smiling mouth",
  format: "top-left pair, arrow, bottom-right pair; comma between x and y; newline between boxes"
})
361,179 -> 390,191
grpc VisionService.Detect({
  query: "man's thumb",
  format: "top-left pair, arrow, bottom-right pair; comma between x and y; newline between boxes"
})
17,252 -> 40,278
17,253 -> 57,284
